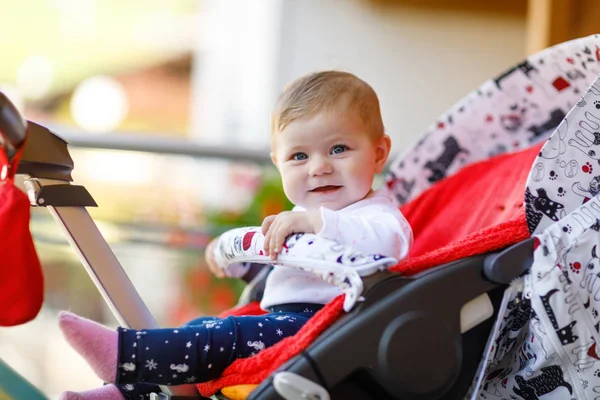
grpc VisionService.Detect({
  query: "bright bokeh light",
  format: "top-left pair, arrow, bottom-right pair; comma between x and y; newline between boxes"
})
70,75 -> 129,133
75,150 -> 155,185
16,55 -> 55,101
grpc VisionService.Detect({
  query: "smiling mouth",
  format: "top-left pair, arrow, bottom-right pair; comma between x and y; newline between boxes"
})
310,185 -> 342,193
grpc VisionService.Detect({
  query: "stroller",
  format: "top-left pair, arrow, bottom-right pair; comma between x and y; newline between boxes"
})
3,34 -> 600,400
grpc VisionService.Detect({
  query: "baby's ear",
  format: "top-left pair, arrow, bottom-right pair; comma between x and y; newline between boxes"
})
374,134 -> 391,174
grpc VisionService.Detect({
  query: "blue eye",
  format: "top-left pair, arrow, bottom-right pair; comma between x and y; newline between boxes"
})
331,144 -> 348,155
292,152 -> 308,161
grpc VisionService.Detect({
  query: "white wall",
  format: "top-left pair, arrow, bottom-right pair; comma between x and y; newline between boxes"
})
191,0 -> 283,148
192,0 -> 527,154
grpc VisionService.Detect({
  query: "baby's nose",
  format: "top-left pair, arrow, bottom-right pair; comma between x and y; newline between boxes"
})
309,157 -> 333,176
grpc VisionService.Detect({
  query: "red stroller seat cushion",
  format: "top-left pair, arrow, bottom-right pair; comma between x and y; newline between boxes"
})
0,181 -> 44,326
197,144 -> 540,396
399,143 -> 541,258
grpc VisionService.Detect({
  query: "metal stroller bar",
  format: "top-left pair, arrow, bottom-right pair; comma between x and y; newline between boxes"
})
52,128 -> 397,169
55,128 -> 273,165
17,122 -> 157,329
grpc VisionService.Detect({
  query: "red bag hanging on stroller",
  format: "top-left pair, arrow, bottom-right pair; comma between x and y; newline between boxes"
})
0,95 -> 44,326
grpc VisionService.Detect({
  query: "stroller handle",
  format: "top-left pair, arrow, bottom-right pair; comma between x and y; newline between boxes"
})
0,92 -> 27,159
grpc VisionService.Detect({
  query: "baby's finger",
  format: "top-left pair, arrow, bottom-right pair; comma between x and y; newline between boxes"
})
263,228 -> 272,256
266,217 -> 281,257
270,224 -> 282,260
269,234 -> 278,260
273,229 -> 289,259
261,215 -> 276,235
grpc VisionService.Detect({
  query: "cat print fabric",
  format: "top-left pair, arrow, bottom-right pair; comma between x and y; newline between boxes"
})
469,196 -> 600,399
525,73 -> 600,235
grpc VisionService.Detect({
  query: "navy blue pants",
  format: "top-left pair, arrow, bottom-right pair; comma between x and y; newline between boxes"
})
115,306 -> 319,400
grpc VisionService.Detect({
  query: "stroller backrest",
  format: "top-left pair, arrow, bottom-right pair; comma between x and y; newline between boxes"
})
400,143 -> 540,257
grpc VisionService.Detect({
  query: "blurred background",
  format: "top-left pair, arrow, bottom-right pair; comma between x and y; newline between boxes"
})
0,0 -> 598,398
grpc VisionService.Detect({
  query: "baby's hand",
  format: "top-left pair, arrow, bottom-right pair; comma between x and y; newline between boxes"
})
261,210 -> 322,260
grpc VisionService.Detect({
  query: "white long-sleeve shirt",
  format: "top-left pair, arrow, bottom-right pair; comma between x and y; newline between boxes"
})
259,190 -> 413,310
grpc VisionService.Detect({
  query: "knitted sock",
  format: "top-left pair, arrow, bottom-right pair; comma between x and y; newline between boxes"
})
58,311 -> 118,383
58,384 -> 125,400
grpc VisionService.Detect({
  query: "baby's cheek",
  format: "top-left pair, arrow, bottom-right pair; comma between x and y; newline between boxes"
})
354,169 -> 374,189
281,179 -> 301,204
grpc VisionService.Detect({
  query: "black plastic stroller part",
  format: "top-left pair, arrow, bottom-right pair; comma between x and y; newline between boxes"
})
242,264 -> 270,284
17,121 -> 74,181
483,238 -> 534,284
0,91 -> 27,161
246,238 -> 534,400
0,96 -> 96,207
237,265 -> 272,306
32,184 -> 97,207
10,120 -> 98,207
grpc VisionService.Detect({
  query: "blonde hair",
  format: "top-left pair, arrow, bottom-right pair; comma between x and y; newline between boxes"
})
271,71 -> 384,138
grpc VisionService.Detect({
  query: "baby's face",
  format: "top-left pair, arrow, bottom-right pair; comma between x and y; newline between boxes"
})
271,109 -> 389,211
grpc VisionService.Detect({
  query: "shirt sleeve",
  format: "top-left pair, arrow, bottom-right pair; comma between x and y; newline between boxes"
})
317,205 -> 412,260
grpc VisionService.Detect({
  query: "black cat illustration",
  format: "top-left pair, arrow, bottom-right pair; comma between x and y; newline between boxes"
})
525,187 -> 566,232
494,297 -> 532,358
532,189 -> 565,221
512,365 -> 572,399
540,289 -> 578,345
494,60 -> 538,89
423,136 -> 468,183
527,109 -> 566,142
